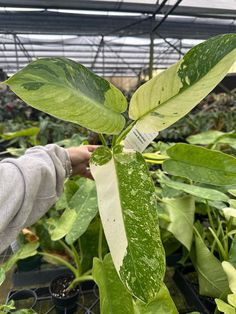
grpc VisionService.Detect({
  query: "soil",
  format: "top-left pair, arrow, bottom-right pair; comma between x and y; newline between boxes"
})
50,275 -> 79,298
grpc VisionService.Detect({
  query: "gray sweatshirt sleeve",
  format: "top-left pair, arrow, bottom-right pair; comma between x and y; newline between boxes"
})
0,144 -> 72,253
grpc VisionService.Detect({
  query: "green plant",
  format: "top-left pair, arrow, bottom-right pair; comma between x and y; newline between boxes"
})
215,261 -> 236,314
3,33 -> 236,312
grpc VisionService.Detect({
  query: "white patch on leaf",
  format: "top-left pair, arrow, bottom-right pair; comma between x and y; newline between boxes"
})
90,158 -> 128,272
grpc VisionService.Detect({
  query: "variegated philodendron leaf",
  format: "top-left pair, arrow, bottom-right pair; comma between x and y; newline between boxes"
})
90,146 -> 165,303
5,57 -> 127,134
129,34 -> 236,133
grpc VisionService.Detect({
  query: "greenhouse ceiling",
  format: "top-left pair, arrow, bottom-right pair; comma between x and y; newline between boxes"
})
0,0 -> 235,77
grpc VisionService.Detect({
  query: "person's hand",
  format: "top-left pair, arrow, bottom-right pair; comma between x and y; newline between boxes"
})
66,145 -> 98,179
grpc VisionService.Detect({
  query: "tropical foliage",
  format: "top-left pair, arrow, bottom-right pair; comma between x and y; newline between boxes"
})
1,33 -> 236,313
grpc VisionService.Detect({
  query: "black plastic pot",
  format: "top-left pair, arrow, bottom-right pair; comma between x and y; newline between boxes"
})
49,273 -> 80,314
8,289 -> 37,310
173,265 -> 216,314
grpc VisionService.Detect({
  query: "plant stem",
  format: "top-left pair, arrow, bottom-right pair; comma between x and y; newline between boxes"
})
193,225 -> 202,239
112,135 -> 117,147
78,238 -> 83,264
99,134 -> 107,146
58,240 -> 74,259
115,121 -> 136,145
67,275 -> 93,290
70,243 -> 81,276
211,222 -> 222,254
98,221 -> 103,260
206,201 -> 216,233
39,252 -> 78,277
225,226 -> 229,259
208,227 -> 227,261
227,217 -> 233,232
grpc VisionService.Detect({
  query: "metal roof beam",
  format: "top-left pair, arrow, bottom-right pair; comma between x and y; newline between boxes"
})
0,12 -> 235,39
0,1 -> 236,19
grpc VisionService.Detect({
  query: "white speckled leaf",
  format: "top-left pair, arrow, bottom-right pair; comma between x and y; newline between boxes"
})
5,57 -> 127,134
129,34 -> 236,133
90,146 -> 165,303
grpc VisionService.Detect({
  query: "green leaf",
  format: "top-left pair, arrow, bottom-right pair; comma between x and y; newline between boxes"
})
134,283 -> 178,314
163,143 -> 236,186
217,134 -> 236,149
229,190 -> 236,197
93,254 -> 135,314
90,147 -> 165,303
129,34 -> 236,133
215,298 -> 236,314
1,127 -> 39,140
162,196 -> 195,250
228,294 -> 236,308
187,130 -> 224,145
80,217 -> 108,273
65,178 -> 98,245
159,174 -> 229,202
229,237 -> 236,268
191,234 -> 228,298
5,57 -> 127,134
230,200 -> 236,208
222,261 -> 236,294
47,207 -> 77,241
1,242 -> 39,274
222,208 -> 236,221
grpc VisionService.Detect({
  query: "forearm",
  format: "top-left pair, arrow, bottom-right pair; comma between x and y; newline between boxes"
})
0,144 -> 71,252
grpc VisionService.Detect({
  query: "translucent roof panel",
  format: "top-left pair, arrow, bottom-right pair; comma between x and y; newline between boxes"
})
0,1 -> 235,77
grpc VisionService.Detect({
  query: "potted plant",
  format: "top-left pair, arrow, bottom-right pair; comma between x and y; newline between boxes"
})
2,33 -> 236,313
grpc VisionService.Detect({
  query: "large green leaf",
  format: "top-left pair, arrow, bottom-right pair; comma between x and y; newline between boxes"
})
229,237 -> 236,268
163,143 -> 236,186
188,131 -> 236,150
90,146 -> 165,303
65,178 -> 98,245
129,34 -> 236,133
93,254 -> 135,314
162,196 -> 195,250
187,130 -> 224,145
215,299 -> 236,314
159,174 -> 229,202
134,283 -> 178,314
228,294 -> 236,308
191,234 -> 228,298
222,261 -> 236,294
46,179 -> 98,244
5,57 -> 127,134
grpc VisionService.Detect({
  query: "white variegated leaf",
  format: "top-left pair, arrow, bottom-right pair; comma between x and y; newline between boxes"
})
129,34 -> 236,133
90,146 -> 165,303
